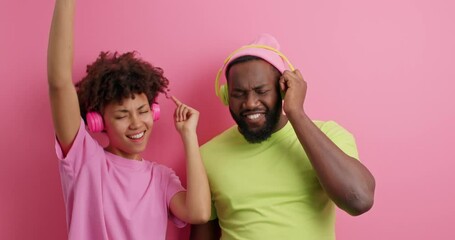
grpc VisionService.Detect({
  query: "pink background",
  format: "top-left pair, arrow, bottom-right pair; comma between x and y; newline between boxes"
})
1,0 -> 454,239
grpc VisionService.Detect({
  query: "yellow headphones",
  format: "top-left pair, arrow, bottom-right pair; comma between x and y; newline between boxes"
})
215,44 -> 295,105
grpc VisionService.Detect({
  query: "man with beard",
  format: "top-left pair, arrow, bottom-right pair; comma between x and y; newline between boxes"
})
191,34 -> 376,240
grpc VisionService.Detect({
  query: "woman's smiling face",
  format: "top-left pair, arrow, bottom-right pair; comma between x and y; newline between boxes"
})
103,93 -> 154,160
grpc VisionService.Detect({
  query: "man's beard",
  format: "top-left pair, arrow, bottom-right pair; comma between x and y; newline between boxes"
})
230,101 -> 282,144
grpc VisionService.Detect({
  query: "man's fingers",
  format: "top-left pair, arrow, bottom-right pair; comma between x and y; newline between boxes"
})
279,76 -> 287,91
294,69 -> 303,80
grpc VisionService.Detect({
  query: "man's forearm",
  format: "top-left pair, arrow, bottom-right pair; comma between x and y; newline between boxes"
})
287,110 -> 375,215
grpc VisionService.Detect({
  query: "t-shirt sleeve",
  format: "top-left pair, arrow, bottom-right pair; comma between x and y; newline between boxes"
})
320,121 -> 359,160
165,168 -> 187,228
55,118 -> 103,185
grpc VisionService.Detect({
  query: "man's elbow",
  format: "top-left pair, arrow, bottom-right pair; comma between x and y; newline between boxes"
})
345,185 -> 375,216
346,196 -> 374,216
346,174 -> 376,216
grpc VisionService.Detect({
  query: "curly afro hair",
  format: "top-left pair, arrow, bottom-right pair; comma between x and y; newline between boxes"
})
76,51 -> 169,121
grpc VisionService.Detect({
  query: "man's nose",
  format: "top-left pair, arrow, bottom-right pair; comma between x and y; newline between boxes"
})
243,92 -> 259,109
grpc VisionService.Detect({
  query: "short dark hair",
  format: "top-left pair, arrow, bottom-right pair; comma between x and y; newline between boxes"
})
76,51 -> 169,121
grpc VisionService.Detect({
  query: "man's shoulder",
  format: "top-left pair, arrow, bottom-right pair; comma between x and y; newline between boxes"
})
201,125 -> 238,148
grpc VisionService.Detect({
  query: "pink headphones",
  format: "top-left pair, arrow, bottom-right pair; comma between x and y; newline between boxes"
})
86,103 -> 160,132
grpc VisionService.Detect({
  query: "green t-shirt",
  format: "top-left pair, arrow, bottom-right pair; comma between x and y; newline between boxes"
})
201,120 -> 358,240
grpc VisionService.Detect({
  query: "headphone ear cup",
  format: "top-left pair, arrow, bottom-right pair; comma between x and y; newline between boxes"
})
86,112 -> 104,132
151,103 -> 160,121
219,84 -> 229,105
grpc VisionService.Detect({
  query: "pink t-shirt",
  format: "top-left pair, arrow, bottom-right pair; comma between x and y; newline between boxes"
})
55,119 -> 186,240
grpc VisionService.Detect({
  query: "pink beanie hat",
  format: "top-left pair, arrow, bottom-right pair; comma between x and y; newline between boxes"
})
224,33 -> 292,75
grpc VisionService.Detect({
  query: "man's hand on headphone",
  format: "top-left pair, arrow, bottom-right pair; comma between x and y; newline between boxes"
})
279,69 -> 307,116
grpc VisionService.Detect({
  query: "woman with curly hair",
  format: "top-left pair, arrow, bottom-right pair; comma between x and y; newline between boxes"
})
47,0 -> 210,239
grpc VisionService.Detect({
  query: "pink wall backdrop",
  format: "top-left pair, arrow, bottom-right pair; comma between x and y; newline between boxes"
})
1,0 -> 454,239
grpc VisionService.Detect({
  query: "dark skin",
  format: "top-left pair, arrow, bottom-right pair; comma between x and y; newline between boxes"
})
191,59 -> 376,240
